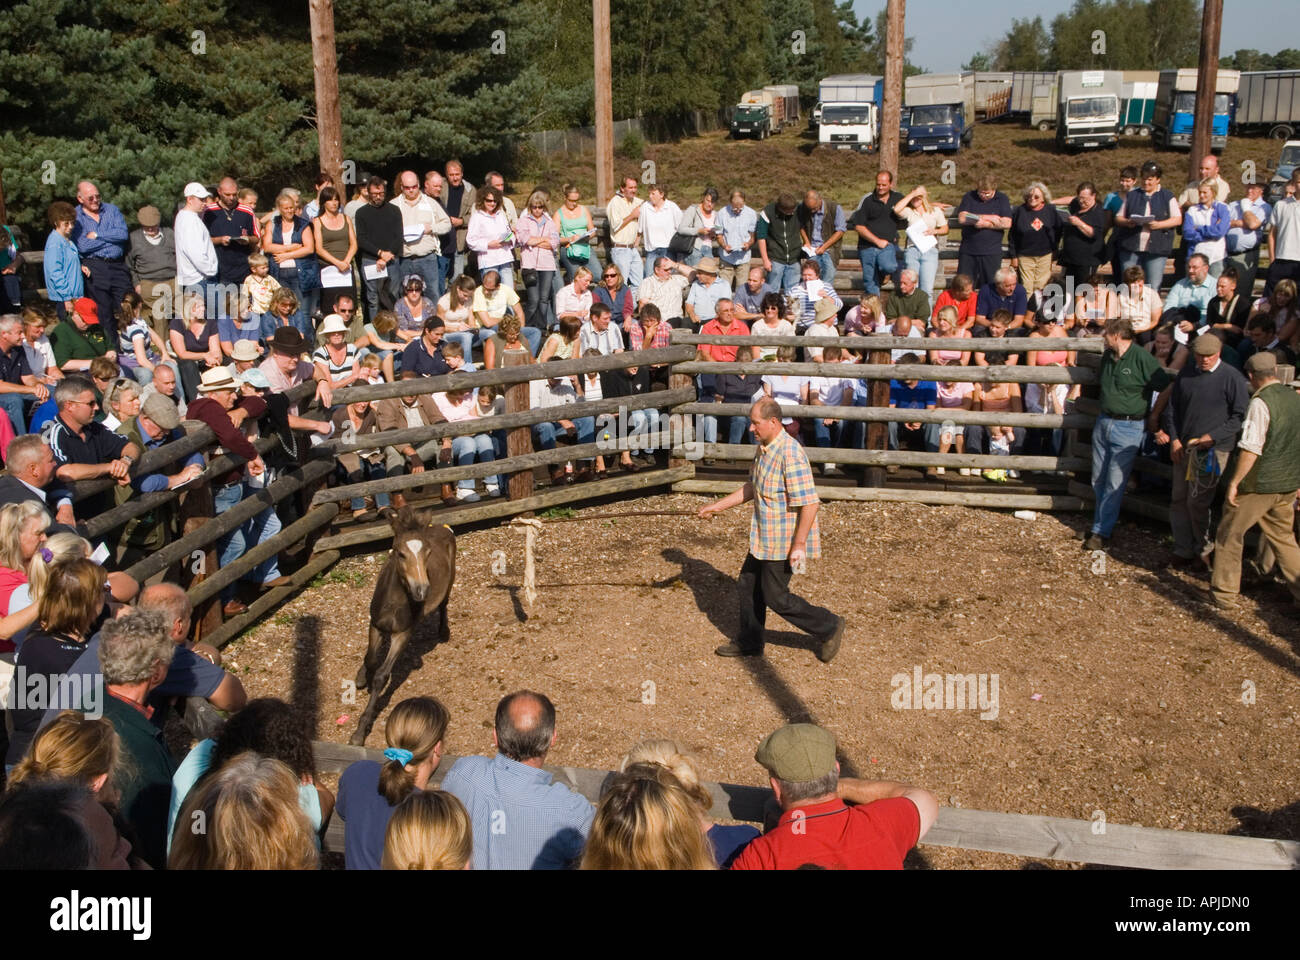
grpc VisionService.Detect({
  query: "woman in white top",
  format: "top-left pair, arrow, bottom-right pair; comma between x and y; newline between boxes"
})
465,188 -> 515,289
637,185 -> 683,278
761,345 -> 809,438
1114,264 -> 1162,341
436,274 -> 480,362
893,185 -> 948,304
432,384 -> 498,502
1182,181 -> 1231,275
675,187 -> 719,267
750,292 -> 795,360
101,378 -> 140,432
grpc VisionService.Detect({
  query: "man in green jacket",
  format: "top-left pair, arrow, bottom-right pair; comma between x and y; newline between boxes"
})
1208,351 -> 1300,609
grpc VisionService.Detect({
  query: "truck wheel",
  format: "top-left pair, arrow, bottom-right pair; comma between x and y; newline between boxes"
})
1123,125 -> 1135,136
1037,120 -> 1051,132
1139,125 -> 1151,137
1270,124 -> 1295,140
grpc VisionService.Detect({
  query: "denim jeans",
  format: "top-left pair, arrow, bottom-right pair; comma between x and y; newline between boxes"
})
525,269 -> 556,332
533,417 -> 596,450
450,433 -> 495,491
443,331 -> 475,363
559,249 -> 601,283
360,256 -> 401,320
610,247 -> 643,288
489,429 -> 508,490
213,481 -> 282,601
0,393 -> 25,437
1090,416 -> 1146,538
698,414 -> 718,444
342,459 -> 391,512
856,243 -> 901,296
811,251 -> 836,287
768,261 -> 802,293
403,252 -> 444,302
904,245 -> 939,305
727,415 -> 753,445
644,247 -> 669,278
1117,250 -> 1168,293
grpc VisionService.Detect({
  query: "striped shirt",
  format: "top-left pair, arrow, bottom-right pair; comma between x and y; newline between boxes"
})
312,342 -> 358,382
749,429 -> 820,560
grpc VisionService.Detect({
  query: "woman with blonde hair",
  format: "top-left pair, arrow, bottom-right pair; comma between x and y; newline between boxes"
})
7,710 -> 123,802
381,790 -> 472,870
0,501 -> 49,643
355,307 -> 403,383
893,185 -> 948,303
580,762 -> 717,870
336,695 -> 449,870
621,739 -> 758,867
169,752 -> 319,870
516,189 -> 560,332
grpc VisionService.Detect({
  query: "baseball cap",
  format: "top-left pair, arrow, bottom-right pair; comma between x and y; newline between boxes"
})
1193,333 -> 1222,356
1244,351 -> 1278,375
141,393 -> 181,430
236,367 -> 270,390
73,297 -> 100,325
754,723 -> 838,782
183,181 -> 212,199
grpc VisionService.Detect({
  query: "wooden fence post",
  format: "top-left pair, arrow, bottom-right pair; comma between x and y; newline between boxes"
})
863,348 -> 892,487
668,368 -> 696,468
178,482 -> 222,641
504,347 -> 535,503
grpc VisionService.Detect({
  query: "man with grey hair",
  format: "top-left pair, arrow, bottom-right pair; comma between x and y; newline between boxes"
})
974,267 -> 1028,335
73,179 -> 132,346
0,433 -> 75,526
884,268 -> 931,331
731,722 -> 938,870
0,312 -> 48,434
100,608 -> 177,869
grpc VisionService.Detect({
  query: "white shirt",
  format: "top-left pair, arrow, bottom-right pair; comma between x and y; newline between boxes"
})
890,323 -> 924,362
465,209 -> 514,270
175,207 -> 218,284
638,201 -> 683,251
555,284 -> 593,320
23,335 -> 56,377
1272,196 -> 1300,262
392,194 -> 451,258
530,377 -> 578,410
580,320 -> 624,355
636,273 -> 688,321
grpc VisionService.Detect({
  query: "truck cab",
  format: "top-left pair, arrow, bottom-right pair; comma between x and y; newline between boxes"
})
1152,69 -> 1240,152
819,102 -> 878,152
904,103 -> 970,153
1269,140 -> 1300,203
731,101 -> 773,139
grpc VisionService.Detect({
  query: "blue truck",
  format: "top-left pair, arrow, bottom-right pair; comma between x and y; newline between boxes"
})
1151,68 -> 1241,152
903,73 -> 975,153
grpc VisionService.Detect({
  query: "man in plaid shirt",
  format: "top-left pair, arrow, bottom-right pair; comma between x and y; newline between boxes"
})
698,397 -> 844,661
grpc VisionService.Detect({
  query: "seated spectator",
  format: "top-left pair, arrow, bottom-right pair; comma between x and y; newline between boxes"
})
927,304 -> 971,366
685,258 -> 741,330
437,275 -> 482,362
538,315 -> 583,363
1161,252 -> 1216,336
338,696 -> 449,871
749,292 -> 795,359
0,779 -> 132,870
96,608 -> 176,869
1147,322 -> 1191,373
0,435 -> 74,526
168,697 -> 331,855
931,273 -> 977,331
593,264 -> 635,328
115,292 -> 170,387
312,314 -> 362,386
844,293 -> 885,335
139,360 -> 185,415
332,397 -> 390,519
619,739 -> 758,868
395,274 -> 435,345
731,723 -> 937,870
580,762 -> 717,870
888,353 -> 937,454
374,371 -> 454,509
731,264 -> 774,322
887,315 -> 924,363
1247,279 -> 1298,348
807,345 -> 848,474
635,257 -> 691,329
259,326 -> 334,412
21,304 -> 62,386
169,295 -> 221,402
224,338 -> 262,379
1114,265 -> 1162,342
382,790 -> 473,871
433,377 -> 499,502
885,269 -> 930,332
531,359 -> 595,485
625,303 -> 673,387
0,502 -> 49,662
801,296 -> 841,361
47,375 -> 142,518
261,287 -> 300,342
556,265 -> 595,326
579,302 -> 624,357
1238,314 -> 1296,366
973,310 -> 1020,367
355,308 -> 402,383
762,345 -> 809,438
971,367 -> 1025,479
697,300 -> 750,361
715,344 -> 766,445
441,690 -> 594,870
100,376 -> 139,432
475,269 -> 535,359
0,313 -> 49,436
474,383 -> 510,485
928,356 -> 975,475
1070,269 -> 1115,336
974,269 -> 1028,335
400,316 -> 451,379
7,711 -> 122,808
48,297 -> 113,374
1205,269 -> 1252,348
170,753 -> 318,870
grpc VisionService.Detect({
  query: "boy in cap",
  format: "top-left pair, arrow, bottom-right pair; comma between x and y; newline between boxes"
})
730,722 -> 938,870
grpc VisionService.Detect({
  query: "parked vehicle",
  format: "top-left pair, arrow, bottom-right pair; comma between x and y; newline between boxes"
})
1269,140 -> 1300,203
818,74 -> 882,152
971,71 -> 1013,120
1009,71 -> 1055,119
903,73 -> 975,153
810,101 -> 822,132
1152,68 -> 1241,151
764,84 -> 800,127
1120,70 -> 1159,136
1055,70 -> 1123,151
730,90 -> 782,139
1233,70 -> 1300,140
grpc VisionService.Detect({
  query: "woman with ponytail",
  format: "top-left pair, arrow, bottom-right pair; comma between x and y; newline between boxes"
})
336,695 -> 449,870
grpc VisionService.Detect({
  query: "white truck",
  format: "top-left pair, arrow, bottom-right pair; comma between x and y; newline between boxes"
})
1055,70 -> 1124,151
817,74 -> 882,152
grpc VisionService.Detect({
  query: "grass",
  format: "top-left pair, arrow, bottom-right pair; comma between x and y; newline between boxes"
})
310,566 -> 370,588
539,506 -> 578,519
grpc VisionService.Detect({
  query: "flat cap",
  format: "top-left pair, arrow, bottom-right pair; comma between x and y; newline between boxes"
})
755,723 -> 837,782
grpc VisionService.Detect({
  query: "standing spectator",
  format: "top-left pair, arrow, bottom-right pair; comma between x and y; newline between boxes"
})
0,212 -> 21,315
605,176 -> 645,289
1226,181 -> 1270,295
954,175 -> 1013,291
203,177 -> 259,320
757,193 -> 805,295
1115,160 -> 1181,292
174,182 -> 219,319
354,176 -> 403,318
1182,182 -> 1231,277
423,170 -> 453,291
797,189 -> 847,288
484,171 -> 517,225
0,314 -> 48,435
730,723 -> 937,870
1059,181 -> 1108,296
1175,154 -> 1231,279
715,189 -> 757,290
313,186 -> 360,316
637,185 -> 684,279
683,258 -> 734,330
43,201 -> 87,320
593,263 -> 635,329
382,791 -> 472,871
554,184 -> 600,282
127,205 -> 177,338
580,763 -> 717,870
893,185 -> 947,305
676,187 -> 721,268
1082,318 -> 1173,551
439,161 -> 477,280
234,252 -> 281,351
974,268 -> 1029,335
465,187 -> 516,290
71,181 -> 131,345
731,264 -> 774,322
1153,333 -> 1249,569
1208,351 -> 1300,609
169,296 -> 221,403
849,172 -> 905,296
391,171 -> 448,302
301,171 -> 332,221
1008,182 -> 1062,301
1103,167 -> 1138,277
515,190 -> 561,335
1265,169 -> 1300,296
263,189 -> 320,345
440,690 -> 595,870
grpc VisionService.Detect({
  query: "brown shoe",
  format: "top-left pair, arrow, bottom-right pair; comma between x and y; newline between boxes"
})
261,575 -> 293,590
573,467 -> 595,484
222,598 -> 248,617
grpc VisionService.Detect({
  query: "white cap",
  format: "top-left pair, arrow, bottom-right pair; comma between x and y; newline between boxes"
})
183,181 -> 211,199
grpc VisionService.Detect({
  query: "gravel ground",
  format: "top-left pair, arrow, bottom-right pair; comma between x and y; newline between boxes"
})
221,494 -> 1300,866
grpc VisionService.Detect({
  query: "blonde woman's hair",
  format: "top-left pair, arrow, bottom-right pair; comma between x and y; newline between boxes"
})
620,739 -> 714,813
169,752 -> 318,870
935,304 -> 959,329
38,558 -> 104,637
270,288 -> 299,316
580,763 -> 716,870
908,187 -> 933,214
8,711 -> 121,793
381,790 -> 472,870
378,696 -> 450,807
0,501 -> 49,571
26,531 -> 91,610
860,294 -> 884,324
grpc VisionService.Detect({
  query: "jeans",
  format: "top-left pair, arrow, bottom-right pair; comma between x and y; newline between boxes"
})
812,251 -> 837,288
341,459 -> 391,512
488,429 -> 508,490
1089,416 -> 1146,538
360,256 -> 401,320
768,260 -> 802,293
450,433 -> 495,491
559,249 -> 601,283
454,250 -> 468,280
524,269 -> 556,332
1117,250 -> 1168,293
904,245 -> 940,305
533,417 -> 596,450
698,414 -> 718,444
493,265 -> 515,290
214,481 -> 282,601
644,247 -> 669,278
610,247 -> 643,288
443,331 -> 475,363
857,244 -> 901,296
735,553 -> 840,650
0,393 -> 25,437
683,245 -> 714,268
727,414 -> 753,445
85,258 -> 132,345
403,252 -> 444,302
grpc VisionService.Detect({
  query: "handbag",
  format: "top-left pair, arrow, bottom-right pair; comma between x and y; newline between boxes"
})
667,230 -> 696,258
522,268 -> 539,288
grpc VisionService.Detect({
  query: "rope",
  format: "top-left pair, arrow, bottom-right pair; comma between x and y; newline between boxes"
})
536,509 -> 699,523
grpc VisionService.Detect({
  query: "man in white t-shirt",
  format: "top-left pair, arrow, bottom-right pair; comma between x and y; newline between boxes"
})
175,182 -> 219,314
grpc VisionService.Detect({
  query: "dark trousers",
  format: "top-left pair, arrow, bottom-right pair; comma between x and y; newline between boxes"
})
85,258 -> 131,345
736,552 -> 839,649
1265,259 -> 1300,298
958,251 -> 1002,291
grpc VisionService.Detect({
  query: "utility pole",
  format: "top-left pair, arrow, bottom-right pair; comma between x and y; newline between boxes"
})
1188,0 -> 1222,180
309,0 -> 345,197
593,0 -> 614,204
880,0 -> 905,176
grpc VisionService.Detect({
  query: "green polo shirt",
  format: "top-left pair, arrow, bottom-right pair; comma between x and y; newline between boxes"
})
104,692 -> 178,869
1098,342 -> 1172,417
885,289 -> 932,322
48,319 -> 110,367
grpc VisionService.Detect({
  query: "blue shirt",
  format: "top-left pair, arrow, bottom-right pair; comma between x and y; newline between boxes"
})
976,282 -> 1028,320
72,202 -> 130,260
1164,274 -> 1216,320
890,379 -> 938,409
715,204 -> 758,266
803,203 -> 846,246
336,759 -> 400,870
685,277 -> 734,323
130,418 -> 204,493
440,753 -> 594,870
1226,197 -> 1270,253
733,280 -> 774,316
43,231 -> 84,301
1102,191 -> 1125,215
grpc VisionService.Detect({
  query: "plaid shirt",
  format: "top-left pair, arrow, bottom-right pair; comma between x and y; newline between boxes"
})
749,429 -> 820,560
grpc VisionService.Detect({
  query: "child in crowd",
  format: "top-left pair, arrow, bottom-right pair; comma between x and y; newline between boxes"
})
240,253 -> 281,347
358,353 -> 384,385
115,291 -> 168,387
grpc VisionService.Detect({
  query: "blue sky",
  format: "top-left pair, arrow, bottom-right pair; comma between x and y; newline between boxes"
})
852,0 -> 1283,74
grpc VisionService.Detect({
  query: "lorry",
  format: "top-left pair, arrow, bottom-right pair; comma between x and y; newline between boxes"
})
971,71 -> 1013,119
1268,140 -> 1300,203
1030,75 -> 1057,130
730,89 -> 784,139
817,74 -> 883,152
903,73 -> 975,153
1151,68 -> 1241,151
1233,70 -> 1300,140
1054,70 -> 1123,150
764,84 -> 801,128
1119,71 -> 1159,136
1008,71 -> 1055,119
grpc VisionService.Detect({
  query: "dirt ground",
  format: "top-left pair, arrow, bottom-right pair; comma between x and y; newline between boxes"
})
224,493 -> 1300,868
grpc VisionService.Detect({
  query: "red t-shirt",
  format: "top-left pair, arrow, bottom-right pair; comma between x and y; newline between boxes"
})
698,317 -> 752,361
932,289 -> 978,329
730,797 -> 920,870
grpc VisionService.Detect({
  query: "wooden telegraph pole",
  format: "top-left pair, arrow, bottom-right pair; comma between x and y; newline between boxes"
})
880,0 -> 905,176
593,0 -> 614,204
1188,0 -> 1223,179
309,0 -> 345,197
